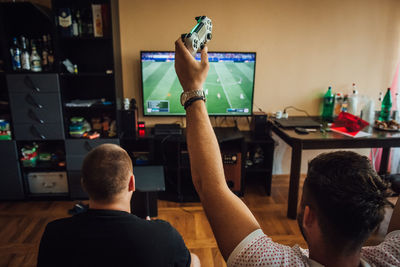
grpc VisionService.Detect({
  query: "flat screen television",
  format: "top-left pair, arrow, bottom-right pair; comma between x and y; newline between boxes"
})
141,51 -> 256,116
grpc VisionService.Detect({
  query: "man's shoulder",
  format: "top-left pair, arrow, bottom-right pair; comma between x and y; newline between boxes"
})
361,230 -> 400,266
45,216 -> 76,230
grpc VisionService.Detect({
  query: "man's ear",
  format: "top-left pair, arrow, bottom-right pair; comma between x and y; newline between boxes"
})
303,205 -> 316,229
128,175 -> 135,192
80,178 -> 87,192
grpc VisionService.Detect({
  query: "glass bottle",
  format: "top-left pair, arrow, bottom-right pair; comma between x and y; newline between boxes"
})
379,88 -> 392,122
30,44 -> 42,72
20,36 -> 30,71
76,10 -> 83,36
333,93 -> 343,117
347,83 -> 358,115
322,86 -> 335,121
72,9 -> 79,36
47,34 -> 54,70
10,37 -> 21,71
41,35 -> 49,71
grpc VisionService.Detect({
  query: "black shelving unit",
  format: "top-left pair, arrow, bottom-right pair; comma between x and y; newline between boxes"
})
0,2 -> 58,200
0,0 -> 123,200
52,0 -> 123,199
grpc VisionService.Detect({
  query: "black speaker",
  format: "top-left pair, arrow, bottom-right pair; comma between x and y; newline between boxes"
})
120,109 -> 136,138
251,112 -> 269,139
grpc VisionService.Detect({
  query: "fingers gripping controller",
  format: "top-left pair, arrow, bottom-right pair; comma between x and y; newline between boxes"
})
182,16 -> 212,57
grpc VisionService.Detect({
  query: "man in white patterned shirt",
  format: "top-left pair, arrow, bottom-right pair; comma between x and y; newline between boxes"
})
174,37 -> 400,266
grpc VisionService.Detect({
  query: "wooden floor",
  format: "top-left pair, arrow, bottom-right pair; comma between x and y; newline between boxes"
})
0,175 -> 395,267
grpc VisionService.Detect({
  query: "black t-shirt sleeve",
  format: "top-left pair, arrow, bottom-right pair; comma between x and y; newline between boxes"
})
168,225 -> 191,267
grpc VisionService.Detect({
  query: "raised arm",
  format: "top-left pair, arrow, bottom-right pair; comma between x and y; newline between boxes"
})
174,38 -> 261,260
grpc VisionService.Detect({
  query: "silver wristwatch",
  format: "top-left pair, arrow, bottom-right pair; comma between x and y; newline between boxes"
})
180,89 -> 206,106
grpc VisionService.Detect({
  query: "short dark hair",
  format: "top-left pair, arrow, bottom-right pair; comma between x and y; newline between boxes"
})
303,151 -> 390,252
81,144 -> 133,202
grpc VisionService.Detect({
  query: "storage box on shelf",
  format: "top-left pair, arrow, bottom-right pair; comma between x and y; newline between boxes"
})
17,140 -> 68,197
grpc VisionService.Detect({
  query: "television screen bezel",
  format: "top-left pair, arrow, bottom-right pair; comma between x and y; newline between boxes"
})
140,50 -> 256,117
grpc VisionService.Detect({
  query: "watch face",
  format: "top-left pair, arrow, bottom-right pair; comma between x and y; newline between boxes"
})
181,90 -> 204,106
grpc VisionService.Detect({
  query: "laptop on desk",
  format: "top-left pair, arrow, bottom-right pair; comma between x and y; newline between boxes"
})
274,117 -> 321,129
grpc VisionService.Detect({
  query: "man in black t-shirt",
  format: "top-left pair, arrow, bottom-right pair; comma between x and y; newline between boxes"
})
38,144 -> 197,267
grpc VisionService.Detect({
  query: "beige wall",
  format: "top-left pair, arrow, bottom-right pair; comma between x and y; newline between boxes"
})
119,0 -> 400,126
119,0 -> 400,174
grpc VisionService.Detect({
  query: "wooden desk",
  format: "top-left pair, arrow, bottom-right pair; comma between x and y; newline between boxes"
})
271,122 -> 400,219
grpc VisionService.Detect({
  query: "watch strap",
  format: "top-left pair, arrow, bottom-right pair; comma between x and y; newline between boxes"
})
181,89 -> 205,106
184,96 -> 205,110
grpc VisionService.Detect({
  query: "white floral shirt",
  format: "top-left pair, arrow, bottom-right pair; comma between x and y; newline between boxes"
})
227,229 -> 400,267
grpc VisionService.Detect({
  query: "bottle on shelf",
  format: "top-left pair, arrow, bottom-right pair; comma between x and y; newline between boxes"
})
36,38 -> 43,59
86,8 -> 94,37
30,43 -> 42,72
322,86 -> 335,121
76,10 -> 83,36
10,37 -> 22,71
41,35 -> 49,71
20,36 -> 30,71
80,8 -> 89,36
394,92 -> 400,122
378,88 -> 392,122
72,9 -> 79,37
333,93 -> 343,117
347,83 -> 359,116
58,8 -> 74,37
341,94 -> 348,113
92,4 -> 103,37
47,34 -> 54,70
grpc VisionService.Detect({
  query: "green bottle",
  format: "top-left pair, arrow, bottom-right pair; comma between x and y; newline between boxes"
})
379,88 -> 392,122
322,86 -> 335,121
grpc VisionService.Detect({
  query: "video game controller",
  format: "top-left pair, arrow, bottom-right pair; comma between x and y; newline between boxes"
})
182,16 -> 212,57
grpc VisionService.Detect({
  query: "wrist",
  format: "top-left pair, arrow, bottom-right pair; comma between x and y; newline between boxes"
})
183,85 -> 202,92
184,96 -> 205,110
185,98 -> 204,111
181,89 -> 206,107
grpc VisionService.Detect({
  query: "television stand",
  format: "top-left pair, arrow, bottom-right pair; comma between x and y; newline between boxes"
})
120,127 -> 275,202
154,124 -> 182,136
213,127 -> 244,142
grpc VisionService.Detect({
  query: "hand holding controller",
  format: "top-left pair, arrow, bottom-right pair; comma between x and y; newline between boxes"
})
181,16 -> 212,57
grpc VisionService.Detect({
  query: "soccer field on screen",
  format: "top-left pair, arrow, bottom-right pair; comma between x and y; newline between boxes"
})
142,60 -> 255,115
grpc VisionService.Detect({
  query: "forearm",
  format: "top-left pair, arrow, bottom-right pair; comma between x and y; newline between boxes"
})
186,100 -> 226,192
185,100 -> 260,260
388,197 -> 400,233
